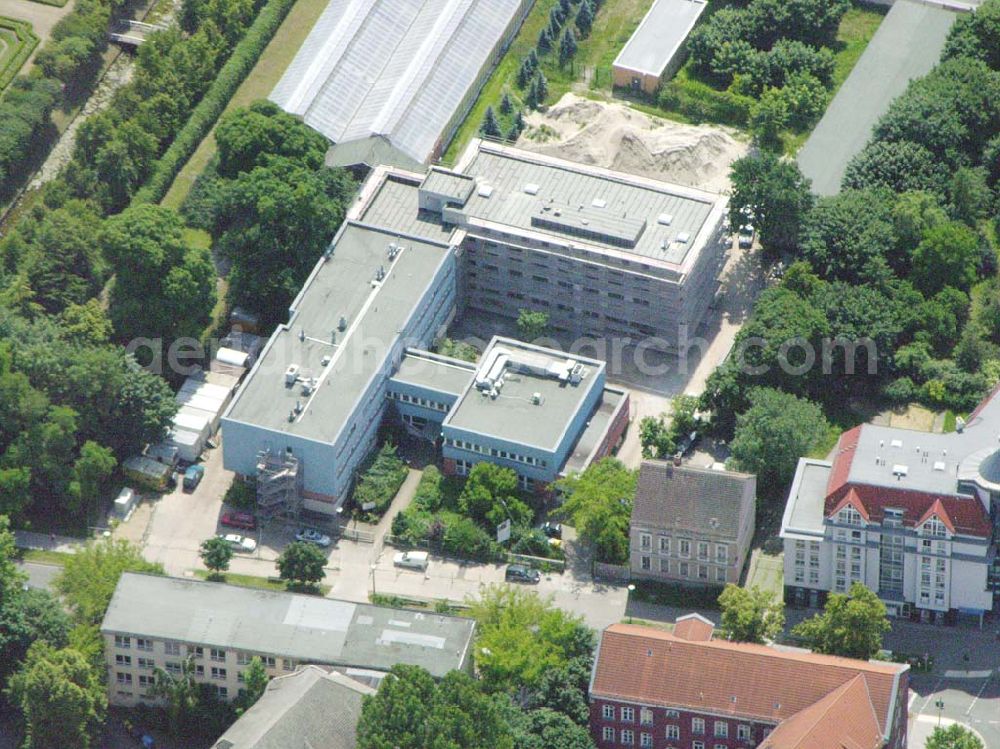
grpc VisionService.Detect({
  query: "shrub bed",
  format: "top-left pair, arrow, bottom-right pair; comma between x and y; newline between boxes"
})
351,443 -> 408,520
0,19 -> 39,92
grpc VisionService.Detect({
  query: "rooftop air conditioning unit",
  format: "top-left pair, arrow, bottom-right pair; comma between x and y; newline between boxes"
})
284,364 -> 300,385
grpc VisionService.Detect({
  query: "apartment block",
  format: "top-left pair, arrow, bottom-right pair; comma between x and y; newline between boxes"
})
781,384 -> 1000,622
589,620 -> 909,749
100,574 -> 475,707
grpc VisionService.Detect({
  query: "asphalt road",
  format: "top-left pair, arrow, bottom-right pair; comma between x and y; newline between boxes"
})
909,675 -> 1000,748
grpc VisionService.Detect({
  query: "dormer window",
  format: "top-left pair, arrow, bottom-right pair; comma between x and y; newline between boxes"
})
921,516 -> 947,537
839,506 -> 862,526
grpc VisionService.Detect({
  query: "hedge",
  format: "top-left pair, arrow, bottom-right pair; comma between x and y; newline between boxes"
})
133,0 -> 297,205
658,77 -> 753,128
0,18 -> 39,92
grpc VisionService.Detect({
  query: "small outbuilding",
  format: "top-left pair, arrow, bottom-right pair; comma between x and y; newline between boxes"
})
612,0 -> 707,95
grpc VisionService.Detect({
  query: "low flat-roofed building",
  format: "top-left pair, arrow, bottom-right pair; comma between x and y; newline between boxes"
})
612,0 -> 707,94
221,221 -> 456,510
101,573 -> 476,707
210,666 -> 372,749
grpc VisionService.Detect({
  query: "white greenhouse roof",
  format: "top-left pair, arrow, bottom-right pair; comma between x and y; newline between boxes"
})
271,0 -> 528,165
613,0 -> 707,77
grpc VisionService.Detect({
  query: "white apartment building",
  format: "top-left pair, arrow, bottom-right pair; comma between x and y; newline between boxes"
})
781,414 -> 997,624
100,574 -> 475,706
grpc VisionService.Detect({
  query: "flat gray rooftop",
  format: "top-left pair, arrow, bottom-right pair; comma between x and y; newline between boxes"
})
613,0 -> 707,76
458,145 -> 721,266
225,222 -> 451,442
443,338 -> 604,451
782,459 -> 832,538
390,350 -> 477,397
422,170 -> 475,202
360,175 -> 454,243
102,573 -> 474,677
797,0 -> 956,196
564,387 -> 626,474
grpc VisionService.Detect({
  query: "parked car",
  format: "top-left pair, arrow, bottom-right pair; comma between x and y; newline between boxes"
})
505,564 -> 541,584
219,533 -> 256,553
182,464 -> 205,492
295,528 -> 331,547
393,551 -> 429,571
540,521 -> 562,540
221,512 -> 256,531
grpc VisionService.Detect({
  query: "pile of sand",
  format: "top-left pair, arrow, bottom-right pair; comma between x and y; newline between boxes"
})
517,93 -> 749,194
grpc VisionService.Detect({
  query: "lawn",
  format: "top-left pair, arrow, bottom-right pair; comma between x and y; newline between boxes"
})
16,547 -> 74,566
441,0 -> 655,164
160,0 -> 331,209
744,550 -> 784,597
194,569 -> 331,595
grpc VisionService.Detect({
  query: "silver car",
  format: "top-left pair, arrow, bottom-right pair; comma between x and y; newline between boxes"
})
295,528 -> 332,547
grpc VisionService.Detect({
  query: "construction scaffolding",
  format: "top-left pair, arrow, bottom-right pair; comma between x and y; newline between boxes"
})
256,449 -> 303,518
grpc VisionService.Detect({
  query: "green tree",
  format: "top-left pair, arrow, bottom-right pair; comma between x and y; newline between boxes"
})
926,724 -> 984,749
730,388 -> 829,495
70,441 -> 116,519
215,101 -> 329,178
459,462 -> 531,529
435,337 -> 479,362
535,71 -> 549,103
519,708 -> 595,749
481,105 -> 502,139
791,581 -> 890,660
639,414 -> 674,459
467,585 -> 593,693
277,541 -> 327,591
150,655 -> 200,735
102,204 -> 215,345
357,664 -> 515,749
54,538 -> 163,626
558,28 -> 577,66
555,458 -> 637,564
912,221 -> 980,295
717,584 -> 785,643
843,140 -> 947,196
525,659 -> 591,725
728,152 -> 813,256
5,642 -> 106,749
517,308 -> 549,341
234,656 -> 270,715
538,26 -> 552,54
199,536 -> 234,578
575,0 -> 594,37
500,92 -> 514,116
749,87 -> 790,150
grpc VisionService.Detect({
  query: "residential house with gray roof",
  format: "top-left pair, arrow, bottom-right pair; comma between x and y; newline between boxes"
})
629,460 -> 756,585
210,666 -> 372,749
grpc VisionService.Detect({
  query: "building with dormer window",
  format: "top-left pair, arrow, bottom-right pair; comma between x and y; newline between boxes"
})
780,385 -> 1000,623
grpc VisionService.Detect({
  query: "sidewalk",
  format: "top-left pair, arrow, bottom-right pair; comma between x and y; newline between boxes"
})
14,530 -> 83,554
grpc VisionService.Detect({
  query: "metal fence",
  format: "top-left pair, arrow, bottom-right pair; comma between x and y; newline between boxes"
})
593,562 -> 631,583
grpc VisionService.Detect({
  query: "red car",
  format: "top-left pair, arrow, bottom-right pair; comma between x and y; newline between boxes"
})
221,512 -> 256,530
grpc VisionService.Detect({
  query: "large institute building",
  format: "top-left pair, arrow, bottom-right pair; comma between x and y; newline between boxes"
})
222,140 -> 728,513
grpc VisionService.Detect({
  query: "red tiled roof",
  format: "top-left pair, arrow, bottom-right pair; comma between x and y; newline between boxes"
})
759,675 -> 883,749
591,624 -> 906,736
823,483 -> 991,538
672,614 -> 714,642
827,425 -> 861,495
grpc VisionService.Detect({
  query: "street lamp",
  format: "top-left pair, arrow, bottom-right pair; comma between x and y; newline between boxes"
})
627,583 -> 636,624
935,699 -> 944,726
370,563 -> 378,598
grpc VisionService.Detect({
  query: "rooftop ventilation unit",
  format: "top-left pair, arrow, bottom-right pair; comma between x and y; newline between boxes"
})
657,213 -> 673,226
933,461 -> 946,471
321,355 -> 332,367
387,242 -> 400,260
524,183 -> 540,195
477,184 -> 494,198
298,328 -> 306,342
892,464 -> 908,477
676,232 -> 691,243
531,392 -> 543,405
284,364 -> 300,385
890,439 -> 903,448
338,316 -> 348,332
294,400 -> 304,415
375,265 -> 386,282
592,198 -> 607,208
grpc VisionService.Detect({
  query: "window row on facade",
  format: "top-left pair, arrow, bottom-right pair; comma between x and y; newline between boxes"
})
638,534 -> 728,564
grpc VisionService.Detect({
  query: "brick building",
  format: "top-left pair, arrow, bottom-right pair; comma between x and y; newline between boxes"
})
589,619 -> 909,749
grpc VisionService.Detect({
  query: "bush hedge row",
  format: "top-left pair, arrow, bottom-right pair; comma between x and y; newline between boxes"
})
0,19 -> 39,92
133,0 -> 297,205
658,77 -> 752,128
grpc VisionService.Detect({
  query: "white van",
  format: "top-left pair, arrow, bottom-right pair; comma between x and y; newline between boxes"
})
393,550 -> 429,571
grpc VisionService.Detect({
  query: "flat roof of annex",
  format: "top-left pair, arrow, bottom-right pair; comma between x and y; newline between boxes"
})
223,221 -> 452,443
